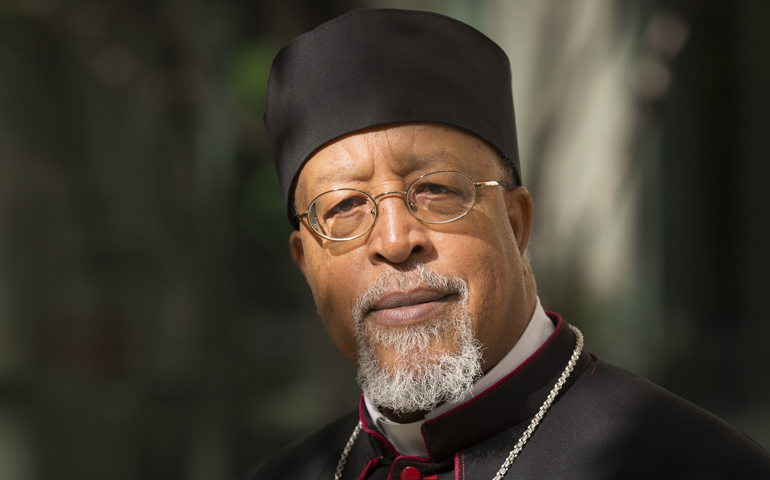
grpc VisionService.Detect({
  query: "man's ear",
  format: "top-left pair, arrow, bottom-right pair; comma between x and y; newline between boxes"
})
504,186 -> 534,257
289,230 -> 309,280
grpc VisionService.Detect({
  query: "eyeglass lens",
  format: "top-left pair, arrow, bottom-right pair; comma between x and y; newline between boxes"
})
309,190 -> 375,239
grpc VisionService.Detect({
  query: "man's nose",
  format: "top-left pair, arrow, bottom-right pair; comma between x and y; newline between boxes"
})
366,193 -> 433,265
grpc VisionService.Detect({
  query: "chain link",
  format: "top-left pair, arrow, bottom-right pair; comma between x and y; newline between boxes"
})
334,421 -> 362,480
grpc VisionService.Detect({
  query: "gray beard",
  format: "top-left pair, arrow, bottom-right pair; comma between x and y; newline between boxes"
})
352,264 -> 483,416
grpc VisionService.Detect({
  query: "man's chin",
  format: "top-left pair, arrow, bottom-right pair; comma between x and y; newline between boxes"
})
357,340 -> 483,415
373,342 -> 460,370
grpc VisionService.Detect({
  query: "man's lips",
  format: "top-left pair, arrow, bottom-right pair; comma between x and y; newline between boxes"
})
369,288 -> 454,326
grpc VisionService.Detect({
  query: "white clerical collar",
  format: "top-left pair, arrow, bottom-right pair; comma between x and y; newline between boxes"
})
364,297 -> 556,457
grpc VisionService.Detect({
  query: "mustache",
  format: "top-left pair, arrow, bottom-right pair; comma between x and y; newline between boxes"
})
352,264 -> 467,324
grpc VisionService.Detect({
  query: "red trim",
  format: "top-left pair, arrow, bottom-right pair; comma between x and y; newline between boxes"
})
454,451 -> 465,480
396,454 -> 430,462
386,466 -> 395,480
359,397 -> 399,457
356,457 -> 379,480
422,315 -> 564,430
424,476 -> 438,479
589,351 -> 598,374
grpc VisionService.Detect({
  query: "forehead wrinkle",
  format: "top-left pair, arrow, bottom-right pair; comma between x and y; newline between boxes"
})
310,139 -> 374,188
394,151 -> 464,173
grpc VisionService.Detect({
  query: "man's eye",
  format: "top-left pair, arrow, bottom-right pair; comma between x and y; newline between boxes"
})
415,183 -> 453,196
328,196 -> 367,216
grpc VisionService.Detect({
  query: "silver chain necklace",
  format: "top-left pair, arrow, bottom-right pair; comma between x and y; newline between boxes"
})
334,324 -> 584,480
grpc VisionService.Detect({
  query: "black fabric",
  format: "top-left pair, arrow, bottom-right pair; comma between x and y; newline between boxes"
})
264,9 -> 520,228
237,315 -> 770,479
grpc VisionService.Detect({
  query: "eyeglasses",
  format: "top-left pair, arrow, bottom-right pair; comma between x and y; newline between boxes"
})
297,170 -> 508,241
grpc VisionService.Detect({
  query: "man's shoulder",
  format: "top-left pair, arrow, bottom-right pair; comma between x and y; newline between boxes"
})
553,357 -> 770,475
584,359 -> 755,436
236,409 -> 360,480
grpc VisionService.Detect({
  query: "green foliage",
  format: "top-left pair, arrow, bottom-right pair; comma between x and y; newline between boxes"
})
229,39 -> 278,112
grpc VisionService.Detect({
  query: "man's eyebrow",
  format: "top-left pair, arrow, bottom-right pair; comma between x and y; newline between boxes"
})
312,163 -> 370,186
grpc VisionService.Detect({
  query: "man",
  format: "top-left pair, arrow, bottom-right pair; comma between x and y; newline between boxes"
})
240,9 -> 770,480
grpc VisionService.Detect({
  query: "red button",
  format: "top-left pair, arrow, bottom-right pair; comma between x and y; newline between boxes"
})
400,466 -> 421,480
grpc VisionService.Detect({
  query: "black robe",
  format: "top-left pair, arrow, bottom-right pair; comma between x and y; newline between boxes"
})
240,315 -> 770,479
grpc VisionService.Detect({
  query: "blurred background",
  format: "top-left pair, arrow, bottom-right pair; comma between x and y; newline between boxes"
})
0,0 -> 768,478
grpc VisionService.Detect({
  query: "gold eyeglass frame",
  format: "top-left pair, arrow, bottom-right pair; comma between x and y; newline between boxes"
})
296,170 -> 507,242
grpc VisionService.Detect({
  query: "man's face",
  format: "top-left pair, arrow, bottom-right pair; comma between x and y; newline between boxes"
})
290,123 -> 533,402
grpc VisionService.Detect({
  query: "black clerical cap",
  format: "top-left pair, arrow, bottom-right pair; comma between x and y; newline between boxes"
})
264,9 -> 521,228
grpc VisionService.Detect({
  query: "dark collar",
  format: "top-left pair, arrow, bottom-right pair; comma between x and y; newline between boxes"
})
359,314 -> 591,463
